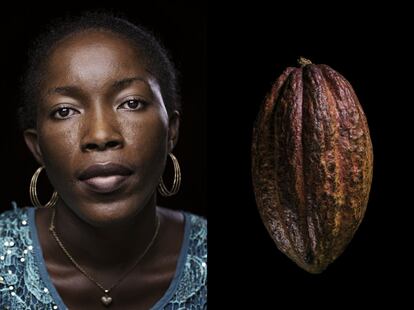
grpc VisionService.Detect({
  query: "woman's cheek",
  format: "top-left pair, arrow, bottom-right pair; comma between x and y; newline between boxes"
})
39,126 -> 79,168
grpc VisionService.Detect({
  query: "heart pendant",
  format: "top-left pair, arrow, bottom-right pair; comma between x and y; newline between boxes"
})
101,295 -> 113,306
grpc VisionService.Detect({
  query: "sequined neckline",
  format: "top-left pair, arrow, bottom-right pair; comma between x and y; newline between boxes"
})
28,207 -> 191,310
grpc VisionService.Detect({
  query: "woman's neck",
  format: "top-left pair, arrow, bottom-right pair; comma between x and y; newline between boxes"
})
43,196 -> 159,272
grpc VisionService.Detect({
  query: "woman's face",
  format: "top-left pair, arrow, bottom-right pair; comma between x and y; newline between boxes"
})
24,30 -> 179,227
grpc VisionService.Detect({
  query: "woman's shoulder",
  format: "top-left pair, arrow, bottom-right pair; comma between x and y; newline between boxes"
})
160,209 -> 207,309
0,202 -> 31,233
1,204 -> 59,308
185,210 -> 206,231
0,203 -> 32,255
184,211 -> 207,254
186,211 -> 207,229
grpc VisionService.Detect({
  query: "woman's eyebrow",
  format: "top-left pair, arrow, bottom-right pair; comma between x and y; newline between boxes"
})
46,77 -> 149,97
47,85 -> 84,97
112,77 -> 148,92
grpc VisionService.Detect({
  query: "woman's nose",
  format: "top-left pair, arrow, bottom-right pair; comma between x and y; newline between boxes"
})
80,108 -> 124,152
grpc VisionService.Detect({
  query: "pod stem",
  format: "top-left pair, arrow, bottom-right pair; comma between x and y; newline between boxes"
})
298,57 -> 312,67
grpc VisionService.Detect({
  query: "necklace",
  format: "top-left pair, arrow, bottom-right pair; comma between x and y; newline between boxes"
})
49,208 -> 160,307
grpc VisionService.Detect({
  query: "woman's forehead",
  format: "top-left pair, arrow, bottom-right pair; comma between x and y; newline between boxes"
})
49,29 -> 142,64
43,30 -> 149,87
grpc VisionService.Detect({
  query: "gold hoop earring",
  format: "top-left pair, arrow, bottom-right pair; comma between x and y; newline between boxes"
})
158,153 -> 181,197
30,167 -> 59,208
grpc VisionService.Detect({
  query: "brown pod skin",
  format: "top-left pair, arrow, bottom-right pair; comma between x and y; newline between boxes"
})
251,59 -> 373,273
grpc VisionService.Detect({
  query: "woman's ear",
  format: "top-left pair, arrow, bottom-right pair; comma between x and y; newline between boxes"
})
168,110 -> 180,153
23,129 -> 45,166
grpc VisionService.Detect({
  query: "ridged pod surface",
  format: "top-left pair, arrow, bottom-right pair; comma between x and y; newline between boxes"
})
252,58 -> 373,273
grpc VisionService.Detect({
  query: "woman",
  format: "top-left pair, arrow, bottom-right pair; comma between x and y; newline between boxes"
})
0,12 -> 207,309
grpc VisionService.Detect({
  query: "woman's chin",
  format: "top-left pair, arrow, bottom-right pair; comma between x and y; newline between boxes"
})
73,200 -> 145,228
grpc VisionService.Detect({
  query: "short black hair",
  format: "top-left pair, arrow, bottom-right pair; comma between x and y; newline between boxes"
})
18,11 -> 180,130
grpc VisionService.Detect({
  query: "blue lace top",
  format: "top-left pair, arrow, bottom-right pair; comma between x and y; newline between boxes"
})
0,202 -> 207,309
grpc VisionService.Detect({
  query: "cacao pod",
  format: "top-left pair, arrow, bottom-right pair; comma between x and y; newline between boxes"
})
251,58 -> 373,273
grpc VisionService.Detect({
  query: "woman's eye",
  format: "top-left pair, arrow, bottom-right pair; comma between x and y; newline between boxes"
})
52,107 -> 78,119
119,99 -> 146,110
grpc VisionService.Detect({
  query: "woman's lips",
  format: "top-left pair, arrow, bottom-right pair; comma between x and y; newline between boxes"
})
78,163 -> 133,194
81,175 -> 130,194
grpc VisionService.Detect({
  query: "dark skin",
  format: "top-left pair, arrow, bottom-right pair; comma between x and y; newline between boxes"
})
24,30 -> 184,309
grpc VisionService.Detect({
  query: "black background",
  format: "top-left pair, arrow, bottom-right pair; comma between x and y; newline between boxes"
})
0,1 -> 412,308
